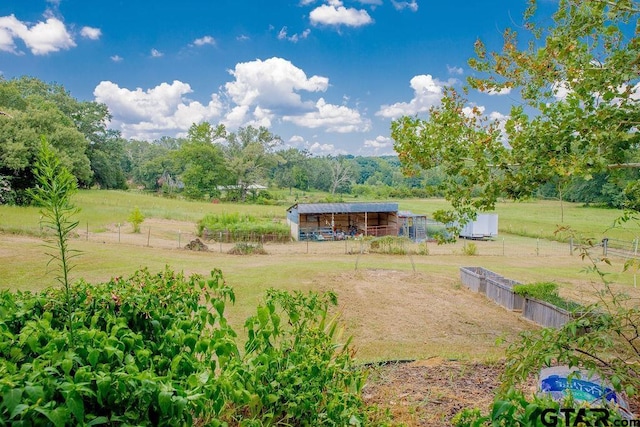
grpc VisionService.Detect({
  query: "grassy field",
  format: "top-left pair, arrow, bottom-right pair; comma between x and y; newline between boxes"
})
1,189 -> 638,364
1,190 -> 637,241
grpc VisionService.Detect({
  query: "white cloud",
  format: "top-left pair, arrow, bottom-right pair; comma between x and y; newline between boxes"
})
364,135 -> 392,149
376,74 -> 455,118
288,135 -> 306,145
150,48 -> 163,57
552,81 -> 570,100
308,141 -> 347,155
309,1 -> 373,27
362,135 -> 394,155
94,80 -> 223,140
447,65 -> 463,75
391,0 -> 418,12
80,26 -> 101,40
484,87 -> 512,96
277,26 -> 311,42
236,34 -> 250,41
223,57 -> 369,132
110,54 -> 123,62
225,57 -> 329,110
283,98 -> 370,132
0,14 -> 75,55
193,35 -> 215,46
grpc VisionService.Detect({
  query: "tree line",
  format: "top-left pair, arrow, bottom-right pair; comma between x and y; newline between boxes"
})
0,74 -> 637,208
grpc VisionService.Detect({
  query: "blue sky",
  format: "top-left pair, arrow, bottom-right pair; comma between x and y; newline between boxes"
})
0,0 -> 548,156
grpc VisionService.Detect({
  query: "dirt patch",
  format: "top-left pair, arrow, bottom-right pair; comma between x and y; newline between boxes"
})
364,359 -> 640,426
363,359 -> 520,426
314,269 -> 536,361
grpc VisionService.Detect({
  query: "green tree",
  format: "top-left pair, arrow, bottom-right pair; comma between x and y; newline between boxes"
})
178,122 -> 228,199
392,0 -> 640,226
223,126 -> 281,201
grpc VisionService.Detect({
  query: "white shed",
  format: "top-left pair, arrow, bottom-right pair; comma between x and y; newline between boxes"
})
459,213 -> 498,240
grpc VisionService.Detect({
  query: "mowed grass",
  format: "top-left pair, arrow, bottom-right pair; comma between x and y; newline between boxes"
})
1,190 -> 638,362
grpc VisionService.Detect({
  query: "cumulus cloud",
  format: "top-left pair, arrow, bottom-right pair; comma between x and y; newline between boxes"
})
150,48 -> 163,57
0,14 -> 75,55
364,135 -> 393,149
94,80 -> 223,140
225,57 -> 329,112
80,26 -> 101,40
193,35 -> 215,46
277,27 -> 311,42
391,0 -> 418,12
362,135 -> 394,155
224,57 -> 368,132
376,74 -> 455,118
309,0 -> 373,27
283,98 -> 370,132
110,54 -> 123,62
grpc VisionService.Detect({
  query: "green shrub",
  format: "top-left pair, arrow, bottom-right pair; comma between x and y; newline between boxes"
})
128,206 -> 145,233
462,242 -> 478,256
0,270 -> 383,425
514,282 -> 583,312
227,242 -> 268,255
0,268 -> 237,425
369,236 -> 411,254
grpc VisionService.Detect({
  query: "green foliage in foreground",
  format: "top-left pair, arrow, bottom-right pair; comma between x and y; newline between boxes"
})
0,268 -> 382,426
197,212 -> 290,241
453,388 -> 627,427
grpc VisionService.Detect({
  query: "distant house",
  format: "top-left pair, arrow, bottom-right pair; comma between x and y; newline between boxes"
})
286,202 -> 400,241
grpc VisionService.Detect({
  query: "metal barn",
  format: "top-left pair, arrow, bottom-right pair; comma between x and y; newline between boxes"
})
286,202 -> 399,241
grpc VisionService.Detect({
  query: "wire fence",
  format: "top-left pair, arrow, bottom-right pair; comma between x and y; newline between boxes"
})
75,221 -> 640,260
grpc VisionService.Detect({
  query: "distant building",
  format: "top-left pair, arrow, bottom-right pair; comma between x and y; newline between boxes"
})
286,202 -> 400,241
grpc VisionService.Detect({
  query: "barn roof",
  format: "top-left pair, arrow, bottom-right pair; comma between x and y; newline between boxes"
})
288,202 -> 398,214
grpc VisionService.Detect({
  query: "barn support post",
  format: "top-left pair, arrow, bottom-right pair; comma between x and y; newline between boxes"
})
365,212 -> 368,237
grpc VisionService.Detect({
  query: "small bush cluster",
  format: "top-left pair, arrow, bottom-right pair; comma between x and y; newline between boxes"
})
0,269 -> 380,425
228,242 -> 268,255
461,242 -> 478,256
514,282 -> 582,312
198,212 -> 290,242
369,236 -> 412,255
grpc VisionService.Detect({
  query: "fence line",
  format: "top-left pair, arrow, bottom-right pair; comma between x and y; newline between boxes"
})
76,223 -> 640,260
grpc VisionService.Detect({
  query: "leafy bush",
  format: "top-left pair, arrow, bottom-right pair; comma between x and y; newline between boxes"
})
225,290 -> 373,426
461,242 -> 478,256
514,282 -> 583,312
227,242 -> 268,255
369,236 -> 412,255
0,270 -> 383,425
0,268 -> 237,425
128,206 -> 145,233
